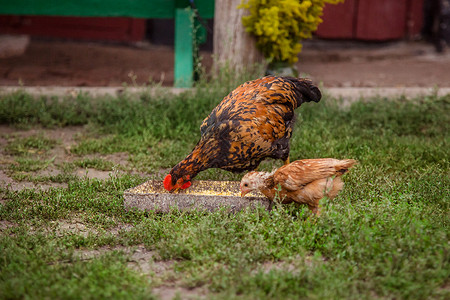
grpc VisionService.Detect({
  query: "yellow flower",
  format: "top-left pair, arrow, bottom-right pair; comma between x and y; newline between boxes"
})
240,0 -> 344,63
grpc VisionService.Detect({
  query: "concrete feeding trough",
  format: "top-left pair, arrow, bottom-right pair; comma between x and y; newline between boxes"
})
124,180 -> 271,213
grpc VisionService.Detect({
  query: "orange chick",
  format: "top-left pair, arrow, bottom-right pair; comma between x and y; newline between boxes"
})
240,158 -> 357,215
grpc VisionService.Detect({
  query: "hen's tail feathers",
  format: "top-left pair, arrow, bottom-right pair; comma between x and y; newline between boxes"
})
335,159 -> 358,175
283,77 -> 322,106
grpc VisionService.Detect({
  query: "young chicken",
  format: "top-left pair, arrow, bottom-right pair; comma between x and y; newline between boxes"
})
164,76 -> 322,192
240,158 -> 357,215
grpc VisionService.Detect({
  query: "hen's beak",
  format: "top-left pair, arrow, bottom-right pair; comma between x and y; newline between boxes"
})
240,191 -> 248,197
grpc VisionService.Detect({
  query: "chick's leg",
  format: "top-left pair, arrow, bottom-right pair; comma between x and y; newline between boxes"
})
284,156 -> 290,165
309,205 -> 321,216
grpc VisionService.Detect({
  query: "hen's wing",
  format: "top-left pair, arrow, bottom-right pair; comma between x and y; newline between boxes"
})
200,76 -> 320,137
273,158 -> 356,191
197,76 -> 321,172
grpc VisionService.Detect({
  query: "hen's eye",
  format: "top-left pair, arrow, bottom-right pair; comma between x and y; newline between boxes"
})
244,183 -> 248,187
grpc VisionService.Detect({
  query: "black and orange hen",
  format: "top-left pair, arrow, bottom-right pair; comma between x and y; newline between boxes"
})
164,76 -> 322,192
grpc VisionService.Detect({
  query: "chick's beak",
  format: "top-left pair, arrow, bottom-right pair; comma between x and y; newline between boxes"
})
240,190 -> 248,197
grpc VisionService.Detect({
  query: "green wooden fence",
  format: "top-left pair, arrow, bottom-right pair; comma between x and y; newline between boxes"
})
0,0 -> 215,87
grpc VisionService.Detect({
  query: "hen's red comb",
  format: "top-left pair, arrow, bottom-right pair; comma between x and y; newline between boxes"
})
163,174 -> 172,191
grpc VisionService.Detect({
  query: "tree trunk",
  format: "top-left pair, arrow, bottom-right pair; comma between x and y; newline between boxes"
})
213,0 -> 265,72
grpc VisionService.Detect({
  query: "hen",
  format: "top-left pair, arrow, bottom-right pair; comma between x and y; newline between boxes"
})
164,76 -> 322,192
240,158 -> 357,215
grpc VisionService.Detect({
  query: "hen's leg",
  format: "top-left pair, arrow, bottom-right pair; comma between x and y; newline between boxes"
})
273,136 -> 290,165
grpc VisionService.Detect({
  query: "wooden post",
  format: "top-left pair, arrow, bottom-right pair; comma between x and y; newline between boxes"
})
213,0 -> 265,72
174,8 -> 194,88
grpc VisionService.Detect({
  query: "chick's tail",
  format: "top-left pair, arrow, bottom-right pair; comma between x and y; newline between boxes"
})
335,159 -> 357,175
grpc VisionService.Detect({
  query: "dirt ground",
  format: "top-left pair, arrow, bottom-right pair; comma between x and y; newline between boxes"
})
1,38 -> 449,300
1,38 -> 450,88
0,121 -> 303,300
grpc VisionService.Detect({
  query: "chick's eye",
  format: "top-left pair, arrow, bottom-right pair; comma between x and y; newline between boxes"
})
244,183 -> 248,187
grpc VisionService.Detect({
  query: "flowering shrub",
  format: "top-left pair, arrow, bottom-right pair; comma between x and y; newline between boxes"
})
239,0 -> 343,64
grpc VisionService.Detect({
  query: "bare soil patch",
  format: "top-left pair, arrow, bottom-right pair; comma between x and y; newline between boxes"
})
73,245 -> 198,300
0,125 -> 132,191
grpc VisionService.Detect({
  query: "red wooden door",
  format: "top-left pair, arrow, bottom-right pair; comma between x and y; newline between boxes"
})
316,0 -> 357,39
316,0 -> 422,41
355,0 -> 408,40
406,0 -> 425,37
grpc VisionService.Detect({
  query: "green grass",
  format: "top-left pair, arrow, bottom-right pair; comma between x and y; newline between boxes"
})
9,157 -> 55,173
0,82 -> 449,299
4,134 -> 58,156
0,228 -> 155,300
73,158 -> 117,171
